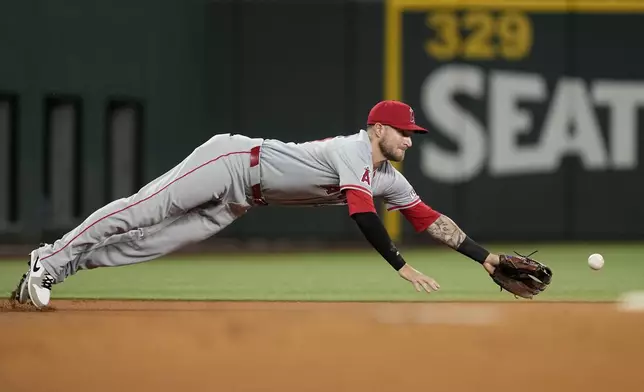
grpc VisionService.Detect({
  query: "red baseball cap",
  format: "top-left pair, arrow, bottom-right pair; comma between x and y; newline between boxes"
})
367,100 -> 427,133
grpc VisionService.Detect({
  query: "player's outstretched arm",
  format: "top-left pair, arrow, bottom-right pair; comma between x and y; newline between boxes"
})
426,214 -> 499,274
344,189 -> 439,293
352,211 -> 440,293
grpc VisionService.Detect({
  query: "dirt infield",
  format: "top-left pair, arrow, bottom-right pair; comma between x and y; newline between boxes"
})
1,300 -> 642,392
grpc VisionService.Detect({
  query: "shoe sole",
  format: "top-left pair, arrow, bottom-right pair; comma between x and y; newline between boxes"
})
13,272 -> 30,303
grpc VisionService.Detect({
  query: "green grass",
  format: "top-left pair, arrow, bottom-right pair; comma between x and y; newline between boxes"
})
1,242 -> 643,302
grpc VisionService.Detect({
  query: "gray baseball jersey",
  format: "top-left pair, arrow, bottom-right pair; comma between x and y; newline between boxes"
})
260,130 -> 420,210
35,131 -> 420,283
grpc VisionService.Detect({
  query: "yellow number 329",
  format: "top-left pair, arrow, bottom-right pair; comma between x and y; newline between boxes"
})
425,10 -> 533,61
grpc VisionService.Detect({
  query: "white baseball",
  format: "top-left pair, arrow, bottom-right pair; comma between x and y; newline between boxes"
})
588,253 -> 604,270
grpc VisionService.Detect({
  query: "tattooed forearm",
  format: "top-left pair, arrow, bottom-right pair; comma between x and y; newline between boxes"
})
426,215 -> 466,249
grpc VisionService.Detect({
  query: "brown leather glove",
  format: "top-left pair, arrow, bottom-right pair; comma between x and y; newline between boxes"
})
490,252 -> 553,299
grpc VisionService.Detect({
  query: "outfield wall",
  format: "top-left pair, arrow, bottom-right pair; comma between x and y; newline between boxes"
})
1,0 -> 643,246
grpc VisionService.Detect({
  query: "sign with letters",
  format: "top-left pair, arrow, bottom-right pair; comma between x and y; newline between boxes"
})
384,0 -> 644,240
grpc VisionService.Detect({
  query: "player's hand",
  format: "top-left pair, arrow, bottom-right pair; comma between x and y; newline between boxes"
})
398,264 -> 440,293
482,253 -> 500,275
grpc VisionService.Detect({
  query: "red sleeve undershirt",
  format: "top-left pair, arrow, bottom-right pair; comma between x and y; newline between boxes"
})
400,201 -> 441,232
345,190 -> 440,233
345,189 -> 377,215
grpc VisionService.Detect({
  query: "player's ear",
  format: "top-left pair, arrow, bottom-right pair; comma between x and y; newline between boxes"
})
375,123 -> 384,138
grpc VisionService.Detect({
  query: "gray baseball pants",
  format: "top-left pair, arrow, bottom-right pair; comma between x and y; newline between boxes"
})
36,133 -> 264,283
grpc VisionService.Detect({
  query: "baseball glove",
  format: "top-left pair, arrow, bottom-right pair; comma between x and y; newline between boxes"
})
490,251 -> 552,299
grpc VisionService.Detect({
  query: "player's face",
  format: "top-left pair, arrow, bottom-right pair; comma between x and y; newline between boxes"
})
379,126 -> 413,162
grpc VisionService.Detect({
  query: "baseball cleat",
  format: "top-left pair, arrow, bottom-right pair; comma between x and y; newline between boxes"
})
27,251 -> 55,308
10,243 -> 49,305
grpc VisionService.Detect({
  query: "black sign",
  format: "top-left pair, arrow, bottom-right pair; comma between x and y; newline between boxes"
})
387,1 -> 644,241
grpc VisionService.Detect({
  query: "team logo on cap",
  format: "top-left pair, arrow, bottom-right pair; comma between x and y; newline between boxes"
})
409,108 -> 415,124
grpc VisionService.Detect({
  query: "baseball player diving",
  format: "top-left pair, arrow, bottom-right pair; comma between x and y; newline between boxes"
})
11,100 -> 552,308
